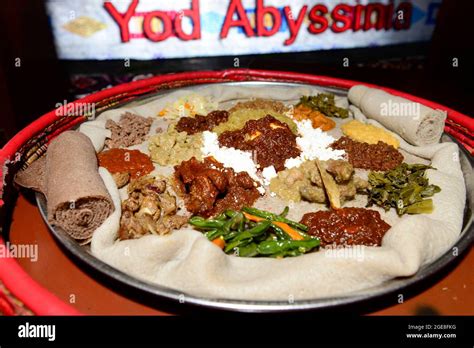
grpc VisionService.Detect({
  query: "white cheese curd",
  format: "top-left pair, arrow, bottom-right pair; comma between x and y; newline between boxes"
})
284,157 -> 304,169
261,165 -> 278,185
201,131 -> 261,183
285,120 -> 345,169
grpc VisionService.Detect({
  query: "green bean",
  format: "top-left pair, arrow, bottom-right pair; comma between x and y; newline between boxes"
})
243,207 -> 308,231
236,243 -> 259,257
224,238 -> 251,253
232,221 -> 271,242
189,216 -> 225,230
244,220 -> 271,236
224,240 -> 239,253
224,221 -> 271,253
224,210 -> 238,218
257,239 -> 320,255
238,218 -> 245,233
214,213 -> 228,221
231,212 -> 244,229
222,212 -> 243,233
271,224 -> 291,240
224,230 -> 239,241
279,206 -> 289,217
205,229 -> 224,241
254,232 -> 271,242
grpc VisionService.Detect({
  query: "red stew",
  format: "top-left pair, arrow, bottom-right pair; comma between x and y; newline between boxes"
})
98,148 -> 154,179
300,207 -> 391,247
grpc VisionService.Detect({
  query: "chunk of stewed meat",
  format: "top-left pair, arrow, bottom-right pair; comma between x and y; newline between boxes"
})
174,157 -> 261,217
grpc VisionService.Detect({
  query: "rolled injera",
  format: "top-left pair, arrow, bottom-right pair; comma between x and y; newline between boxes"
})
348,85 -> 447,146
15,131 -> 114,241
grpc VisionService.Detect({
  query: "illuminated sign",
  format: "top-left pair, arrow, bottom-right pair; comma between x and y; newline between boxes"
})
46,0 -> 440,60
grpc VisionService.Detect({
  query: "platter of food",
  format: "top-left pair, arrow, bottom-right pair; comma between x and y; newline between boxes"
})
12,78 -> 474,312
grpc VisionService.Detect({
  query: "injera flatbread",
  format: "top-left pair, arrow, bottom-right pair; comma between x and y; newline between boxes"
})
348,85 -> 447,146
15,131 -> 114,241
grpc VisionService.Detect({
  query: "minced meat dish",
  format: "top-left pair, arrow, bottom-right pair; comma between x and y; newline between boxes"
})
105,112 -> 153,148
218,115 -> 300,171
331,136 -> 403,171
301,207 -> 391,247
175,110 -> 229,135
229,98 -> 289,114
174,157 -> 261,217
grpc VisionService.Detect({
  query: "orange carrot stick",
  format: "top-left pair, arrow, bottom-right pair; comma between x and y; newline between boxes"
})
212,237 -> 225,249
243,212 -> 303,240
272,221 -> 304,240
243,212 -> 265,222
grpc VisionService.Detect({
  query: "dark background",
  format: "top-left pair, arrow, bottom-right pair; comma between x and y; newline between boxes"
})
0,0 -> 473,147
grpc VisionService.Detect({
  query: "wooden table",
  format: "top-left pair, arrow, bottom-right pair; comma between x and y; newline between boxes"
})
9,193 -> 474,315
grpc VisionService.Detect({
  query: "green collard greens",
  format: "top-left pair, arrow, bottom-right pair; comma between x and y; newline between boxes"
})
367,163 -> 441,215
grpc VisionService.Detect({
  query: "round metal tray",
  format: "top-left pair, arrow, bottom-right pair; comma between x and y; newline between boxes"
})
36,81 -> 474,312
